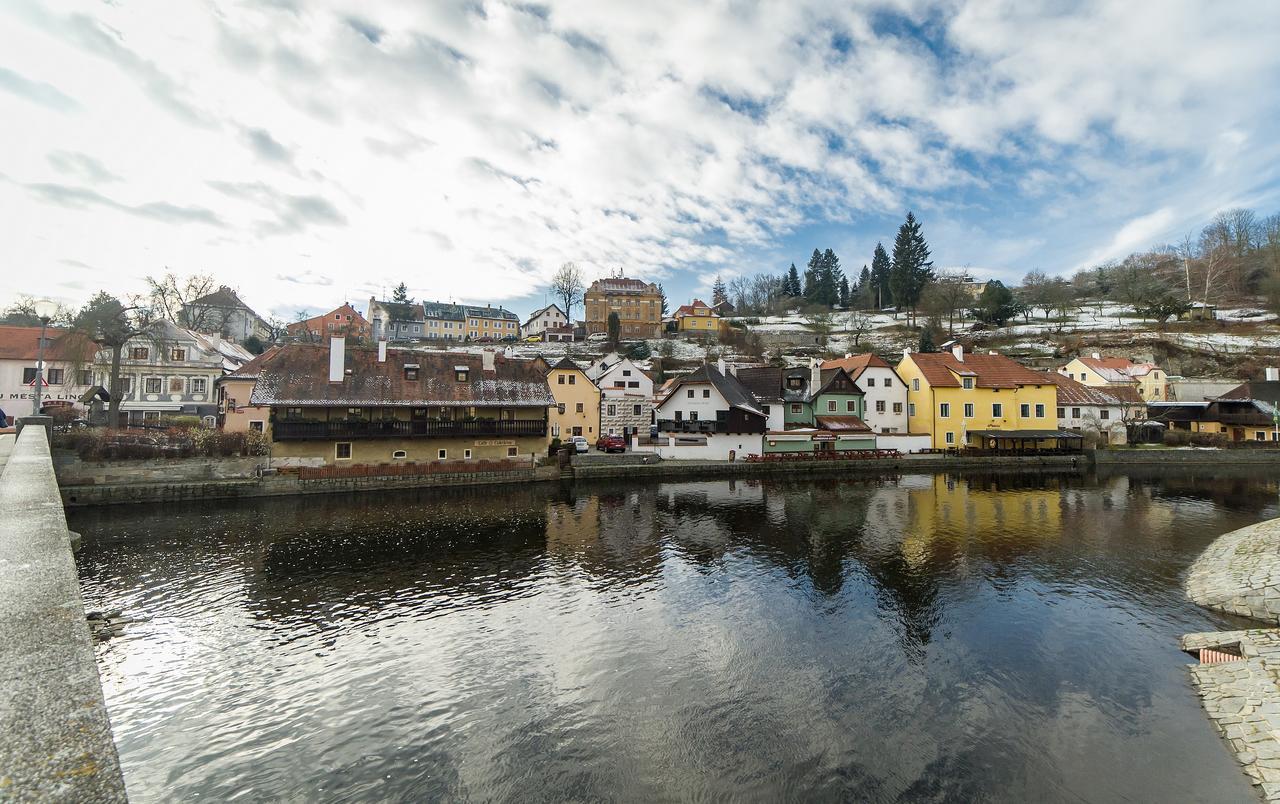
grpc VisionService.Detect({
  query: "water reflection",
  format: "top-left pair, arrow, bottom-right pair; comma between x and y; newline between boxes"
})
69,470 -> 1274,802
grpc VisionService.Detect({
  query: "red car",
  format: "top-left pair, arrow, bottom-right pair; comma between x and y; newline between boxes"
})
595,434 -> 626,453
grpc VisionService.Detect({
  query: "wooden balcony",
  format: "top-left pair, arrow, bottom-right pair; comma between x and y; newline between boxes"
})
657,419 -> 721,434
272,418 -> 546,441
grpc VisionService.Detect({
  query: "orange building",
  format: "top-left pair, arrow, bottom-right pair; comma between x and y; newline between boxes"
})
287,303 -> 370,342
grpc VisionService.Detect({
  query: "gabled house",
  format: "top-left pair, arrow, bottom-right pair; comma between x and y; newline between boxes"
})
821,353 -> 909,434
0,325 -> 96,416
180,286 -> 271,344
222,340 -> 551,465
1059,352 -> 1169,401
1201,374 -> 1280,442
286,303 -> 370,342
534,356 -> 600,442
585,276 -> 663,338
368,297 -> 428,342
651,360 -> 766,459
735,361 -> 873,454
586,352 -> 654,438
522,304 -> 569,340
674,299 -> 727,335
1041,371 -> 1137,443
899,344 -> 1073,451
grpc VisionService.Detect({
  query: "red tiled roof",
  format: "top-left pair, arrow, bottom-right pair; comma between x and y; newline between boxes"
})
907,351 -> 1046,388
247,344 -> 554,407
0,326 -> 96,361
675,299 -> 716,317
821,353 -> 892,381
1042,371 -> 1131,406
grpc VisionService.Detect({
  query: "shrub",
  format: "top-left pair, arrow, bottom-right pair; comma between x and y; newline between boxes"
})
53,426 -> 270,460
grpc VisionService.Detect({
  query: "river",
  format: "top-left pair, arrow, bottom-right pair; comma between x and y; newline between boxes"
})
69,469 -> 1271,802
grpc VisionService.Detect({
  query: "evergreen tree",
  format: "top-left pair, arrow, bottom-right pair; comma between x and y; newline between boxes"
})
817,248 -> 842,307
839,276 -> 850,308
391,282 -> 413,304
917,325 -> 937,353
803,249 -> 822,301
786,263 -> 801,297
711,275 -> 727,307
889,212 -> 934,326
858,265 -> 872,308
657,284 -> 669,316
607,311 -> 621,346
972,280 -> 1019,326
870,243 -> 892,309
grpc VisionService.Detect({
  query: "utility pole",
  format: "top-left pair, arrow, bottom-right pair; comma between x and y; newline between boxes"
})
32,299 -> 58,415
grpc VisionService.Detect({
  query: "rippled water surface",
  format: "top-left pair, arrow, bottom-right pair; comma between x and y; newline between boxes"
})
70,469 -> 1276,802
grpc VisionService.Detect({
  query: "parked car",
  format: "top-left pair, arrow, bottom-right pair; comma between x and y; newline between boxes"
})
586,332 -> 609,342
570,435 -> 590,453
596,434 -> 626,453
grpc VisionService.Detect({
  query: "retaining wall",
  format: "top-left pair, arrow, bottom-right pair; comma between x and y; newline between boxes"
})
53,454 -> 266,486
0,427 -> 126,800
1095,448 -> 1280,466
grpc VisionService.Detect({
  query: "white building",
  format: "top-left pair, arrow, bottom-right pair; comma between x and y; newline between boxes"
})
1042,371 -> 1137,445
0,325 -> 96,418
643,360 -> 766,460
821,353 -> 909,434
587,352 -> 655,438
522,304 -> 569,340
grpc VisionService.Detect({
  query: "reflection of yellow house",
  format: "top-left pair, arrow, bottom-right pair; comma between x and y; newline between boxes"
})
1059,352 -> 1168,401
675,299 -> 727,334
897,345 -> 1061,449
900,475 -> 1063,563
537,356 -> 600,442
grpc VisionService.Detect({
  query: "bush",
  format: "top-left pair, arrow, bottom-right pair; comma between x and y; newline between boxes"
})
53,426 -> 269,460
1163,429 -> 1226,448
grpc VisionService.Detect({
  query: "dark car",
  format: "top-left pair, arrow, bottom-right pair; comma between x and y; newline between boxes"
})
596,434 -> 626,453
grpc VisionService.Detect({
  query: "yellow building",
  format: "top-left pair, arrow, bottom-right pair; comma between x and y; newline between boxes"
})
584,276 -> 663,339
897,345 -> 1067,450
1059,352 -> 1168,401
219,340 -> 551,466
675,299 -> 727,335
538,356 -> 601,442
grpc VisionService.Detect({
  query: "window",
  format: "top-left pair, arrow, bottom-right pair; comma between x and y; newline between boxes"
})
828,400 -> 837,412
633,404 -> 642,415
576,403 -> 584,413
687,389 -> 695,398
1071,407 -> 1081,419
1100,409 -> 1110,420
992,403 -> 1003,417
190,378 -> 207,394
438,449 -> 448,459
555,402 -> 565,415
962,377 -> 974,390
130,346 -> 149,360
456,369 -> 468,382
572,426 -> 583,436
568,374 -> 576,385
45,368 -> 64,384
1035,404 -> 1045,418
143,410 -> 160,422
21,367 -> 35,384
945,431 -> 955,444
847,400 -> 856,412
170,348 -> 186,361
892,402 -> 902,414
939,403 -> 950,417
607,404 -> 616,416
405,367 -> 419,381
507,446 -> 518,457
336,443 -> 352,460
702,389 -> 710,398
249,421 -> 264,432
558,375 -> 566,384
465,449 -> 473,459
1258,432 -> 1267,442
628,381 -> 640,388
1057,407 -> 1066,418
866,377 -> 875,387
963,403 -> 974,418
876,400 -> 886,413
909,403 -> 916,416
78,369 -> 93,385
790,403 -> 802,414
169,378 -> 185,393
144,377 -> 162,394
622,369 -> 631,376
1020,403 -> 1030,417
392,450 -> 407,459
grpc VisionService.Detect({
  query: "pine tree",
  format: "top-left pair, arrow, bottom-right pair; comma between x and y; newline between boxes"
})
391,282 -> 413,304
803,249 -> 822,301
858,265 -> 872,308
816,248 -> 842,307
711,275 -> 727,307
786,263 -> 801,297
918,325 -> 936,353
658,283 -> 669,316
871,243 -> 892,309
839,276 -> 850,308
890,212 -> 934,326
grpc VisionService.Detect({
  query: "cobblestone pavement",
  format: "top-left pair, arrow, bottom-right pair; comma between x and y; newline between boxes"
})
1184,630 -> 1280,801
1187,519 -> 1280,623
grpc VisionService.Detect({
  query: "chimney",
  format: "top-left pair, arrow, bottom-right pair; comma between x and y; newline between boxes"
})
810,357 -> 820,390
1092,351 -> 1101,360
845,353 -> 852,359
328,337 -> 345,382
482,349 -> 495,372
1267,367 -> 1279,382
717,356 -> 726,375
377,340 -> 387,363
951,343 -> 964,362
903,348 -> 911,359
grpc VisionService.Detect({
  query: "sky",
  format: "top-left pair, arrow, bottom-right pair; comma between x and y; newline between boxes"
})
3,0 -> 1280,325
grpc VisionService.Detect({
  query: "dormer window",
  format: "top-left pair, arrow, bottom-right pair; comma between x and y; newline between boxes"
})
963,377 -> 974,389
787,377 -> 802,390
404,364 -> 419,381
170,348 -> 186,361
455,366 -> 469,382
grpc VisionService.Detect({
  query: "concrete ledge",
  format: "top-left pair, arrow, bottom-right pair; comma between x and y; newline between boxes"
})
0,427 -> 126,800
1096,448 -> 1280,465
1186,519 -> 1280,624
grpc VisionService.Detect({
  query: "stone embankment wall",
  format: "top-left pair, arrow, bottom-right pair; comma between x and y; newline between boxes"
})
0,427 -> 126,800
1187,518 -> 1280,624
1096,448 -> 1280,466
54,454 -> 266,486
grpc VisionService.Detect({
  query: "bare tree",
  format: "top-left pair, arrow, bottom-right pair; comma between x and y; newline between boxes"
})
803,310 -> 834,348
146,270 -> 219,329
929,269 -> 974,335
71,292 -> 162,427
844,308 -> 873,349
550,262 -> 585,321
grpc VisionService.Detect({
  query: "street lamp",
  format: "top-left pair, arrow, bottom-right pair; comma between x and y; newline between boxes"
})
32,298 -> 58,416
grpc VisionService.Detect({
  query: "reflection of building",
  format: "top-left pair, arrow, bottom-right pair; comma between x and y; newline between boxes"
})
584,276 -> 663,338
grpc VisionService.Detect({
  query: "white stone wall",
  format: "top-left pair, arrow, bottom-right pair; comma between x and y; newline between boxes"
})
633,433 -> 761,460
601,397 -> 651,435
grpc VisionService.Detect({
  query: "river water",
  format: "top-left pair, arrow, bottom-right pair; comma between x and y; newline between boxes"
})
70,469 -> 1272,802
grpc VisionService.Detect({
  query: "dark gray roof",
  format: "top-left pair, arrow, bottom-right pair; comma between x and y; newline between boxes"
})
670,364 -> 764,416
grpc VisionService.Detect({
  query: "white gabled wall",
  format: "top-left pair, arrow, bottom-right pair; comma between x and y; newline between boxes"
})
655,380 -> 731,425
858,367 -> 909,433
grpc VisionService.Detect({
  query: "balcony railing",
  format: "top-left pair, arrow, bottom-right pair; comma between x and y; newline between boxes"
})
657,419 -> 721,434
272,418 -> 547,441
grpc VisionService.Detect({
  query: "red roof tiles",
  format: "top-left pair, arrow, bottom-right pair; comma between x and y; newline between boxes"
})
907,351 -> 1046,389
